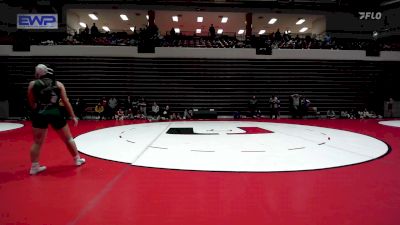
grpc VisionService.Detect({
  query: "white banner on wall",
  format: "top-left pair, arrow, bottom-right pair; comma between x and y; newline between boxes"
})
17,14 -> 58,29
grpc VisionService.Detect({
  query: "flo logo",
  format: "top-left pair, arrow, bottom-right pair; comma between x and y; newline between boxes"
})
359,12 -> 382,20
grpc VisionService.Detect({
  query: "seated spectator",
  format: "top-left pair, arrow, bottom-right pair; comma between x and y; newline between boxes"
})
115,108 -> 125,120
126,108 -> 134,120
150,101 -> 160,120
360,108 -> 377,119
349,109 -> 358,119
162,105 -> 171,120
171,112 -> 178,120
366,111 -> 378,119
340,111 -> 351,119
326,109 -> 336,119
95,103 -> 105,120
233,111 -> 241,119
183,108 -> 193,120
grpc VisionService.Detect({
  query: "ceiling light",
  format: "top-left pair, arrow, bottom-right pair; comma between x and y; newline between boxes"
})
172,16 -> 179,22
238,29 -> 245,34
258,30 -> 266,35
130,27 -> 135,32
88,14 -> 98,20
196,29 -> 201,34
268,18 -> 277,24
120,14 -> 128,21
197,16 -> 203,22
221,17 -> 228,23
102,26 -> 110,32
217,29 -> 223,34
296,18 -> 305,25
174,28 -> 180,33
79,22 -> 86,28
299,27 -> 308,33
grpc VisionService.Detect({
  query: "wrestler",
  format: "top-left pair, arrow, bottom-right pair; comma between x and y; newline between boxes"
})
27,64 -> 85,175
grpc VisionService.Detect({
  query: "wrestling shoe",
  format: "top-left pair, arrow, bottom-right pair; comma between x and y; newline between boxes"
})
75,157 -> 86,166
29,165 -> 47,175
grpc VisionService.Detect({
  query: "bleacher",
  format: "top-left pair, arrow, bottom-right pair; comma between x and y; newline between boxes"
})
3,56 -> 395,117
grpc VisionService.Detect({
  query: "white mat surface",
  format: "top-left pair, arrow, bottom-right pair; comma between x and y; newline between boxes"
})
0,122 -> 24,132
378,120 -> 400,128
75,121 -> 389,172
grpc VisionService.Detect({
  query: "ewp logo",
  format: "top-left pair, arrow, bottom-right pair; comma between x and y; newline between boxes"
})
17,14 -> 58,29
359,12 -> 382,20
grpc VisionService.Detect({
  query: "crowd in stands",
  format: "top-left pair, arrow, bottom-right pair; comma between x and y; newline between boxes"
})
1,25 -> 399,51
42,93 -> 387,121
237,94 -> 383,120
74,96 -> 194,121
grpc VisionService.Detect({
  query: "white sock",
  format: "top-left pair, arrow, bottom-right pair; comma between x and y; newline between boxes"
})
32,162 -> 40,167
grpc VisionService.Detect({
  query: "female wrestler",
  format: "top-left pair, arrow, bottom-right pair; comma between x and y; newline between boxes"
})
27,64 -> 85,175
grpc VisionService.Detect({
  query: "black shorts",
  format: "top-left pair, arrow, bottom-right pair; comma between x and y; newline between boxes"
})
31,107 -> 67,130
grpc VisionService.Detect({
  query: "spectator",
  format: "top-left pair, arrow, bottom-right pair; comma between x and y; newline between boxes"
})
108,96 -> 118,119
249,96 -> 258,118
95,102 -> 104,120
233,111 -> 241,119
327,109 -> 336,119
269,94 -> 280,119
170,27 -> 176,37
340,110 -> 350,119
290,93 -> 302,119
115,108 -> 125,120
183,108 -> 193,120
275,29 -> 282,42
138,97 -> 147,118
171,112 -> 177,120
300,96 -> 311,118
387,97 -> 394,118
162,105 -> 171,120
209,24 -> 216,39
126,108 -> 134,120
131,97 -> 139,116
91,23 -> 99,37
123,95 -> 133,112
350,109 -> 358,119
73,98 -> 85,120
84,24 -> 89,33
150,101 -> 160,120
